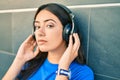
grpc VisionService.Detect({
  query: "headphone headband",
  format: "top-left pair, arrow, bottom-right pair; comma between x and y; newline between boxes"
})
54,3 -> 75,34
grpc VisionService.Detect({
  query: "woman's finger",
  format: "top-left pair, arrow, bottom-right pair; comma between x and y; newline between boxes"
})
72,33 -> 80,53
24,35 -> 35,43
68,34 -> 73,48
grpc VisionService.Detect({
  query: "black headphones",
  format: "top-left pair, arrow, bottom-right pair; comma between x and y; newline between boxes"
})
56,3 -> 76,42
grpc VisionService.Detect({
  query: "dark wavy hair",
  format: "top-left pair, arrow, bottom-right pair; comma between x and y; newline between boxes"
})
18,3 -> 86,80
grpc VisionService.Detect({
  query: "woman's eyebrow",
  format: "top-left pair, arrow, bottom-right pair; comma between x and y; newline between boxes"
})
44,19 -> 56,23
34,19 -> 56,24
34,21 -> 40,24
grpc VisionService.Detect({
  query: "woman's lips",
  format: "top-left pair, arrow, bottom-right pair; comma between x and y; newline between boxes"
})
37,40 -> 47,45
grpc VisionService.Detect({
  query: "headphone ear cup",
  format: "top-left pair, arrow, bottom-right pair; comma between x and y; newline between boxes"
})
62,24 -> 72,42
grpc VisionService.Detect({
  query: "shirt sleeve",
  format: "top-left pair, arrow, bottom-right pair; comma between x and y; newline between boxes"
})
15,63 -> 29,80
70,65 -> 94,80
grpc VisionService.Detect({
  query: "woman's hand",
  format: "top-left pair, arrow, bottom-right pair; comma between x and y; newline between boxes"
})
2,34 -> 40,80
56,33 -> 80,80
59,33 -> 80,69
16,34 -> 39,63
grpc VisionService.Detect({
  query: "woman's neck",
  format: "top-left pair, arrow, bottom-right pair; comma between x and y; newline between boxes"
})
47,42 -> 66,64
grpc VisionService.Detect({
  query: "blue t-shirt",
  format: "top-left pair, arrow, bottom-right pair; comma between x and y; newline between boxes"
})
27,58 -> 94,80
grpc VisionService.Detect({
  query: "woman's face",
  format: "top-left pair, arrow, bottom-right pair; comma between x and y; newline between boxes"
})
34,9 -> 66,52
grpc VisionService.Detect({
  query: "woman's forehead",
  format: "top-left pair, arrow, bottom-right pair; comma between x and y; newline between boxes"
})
35,10 -> 61,24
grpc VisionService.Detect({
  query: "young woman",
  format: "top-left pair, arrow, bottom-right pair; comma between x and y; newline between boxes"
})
2,3 -> 94,80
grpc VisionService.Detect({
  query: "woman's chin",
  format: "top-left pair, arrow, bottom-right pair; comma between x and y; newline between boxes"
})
39,48 -> 48,52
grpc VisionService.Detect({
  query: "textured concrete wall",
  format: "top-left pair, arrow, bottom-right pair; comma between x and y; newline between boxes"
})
0,0 -> 120,79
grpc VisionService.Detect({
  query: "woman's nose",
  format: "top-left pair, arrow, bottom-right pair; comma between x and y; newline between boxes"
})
36,26 -> 45,36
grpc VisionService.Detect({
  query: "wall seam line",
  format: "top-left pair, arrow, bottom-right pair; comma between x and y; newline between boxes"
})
95,73 -> 120,80
0,3 -> 120,13
0,50 -> 15,56
86,8 -> 91,64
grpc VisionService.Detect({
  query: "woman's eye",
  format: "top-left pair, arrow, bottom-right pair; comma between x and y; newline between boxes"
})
35,26 -> 40,30
47,24 -> 54,28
